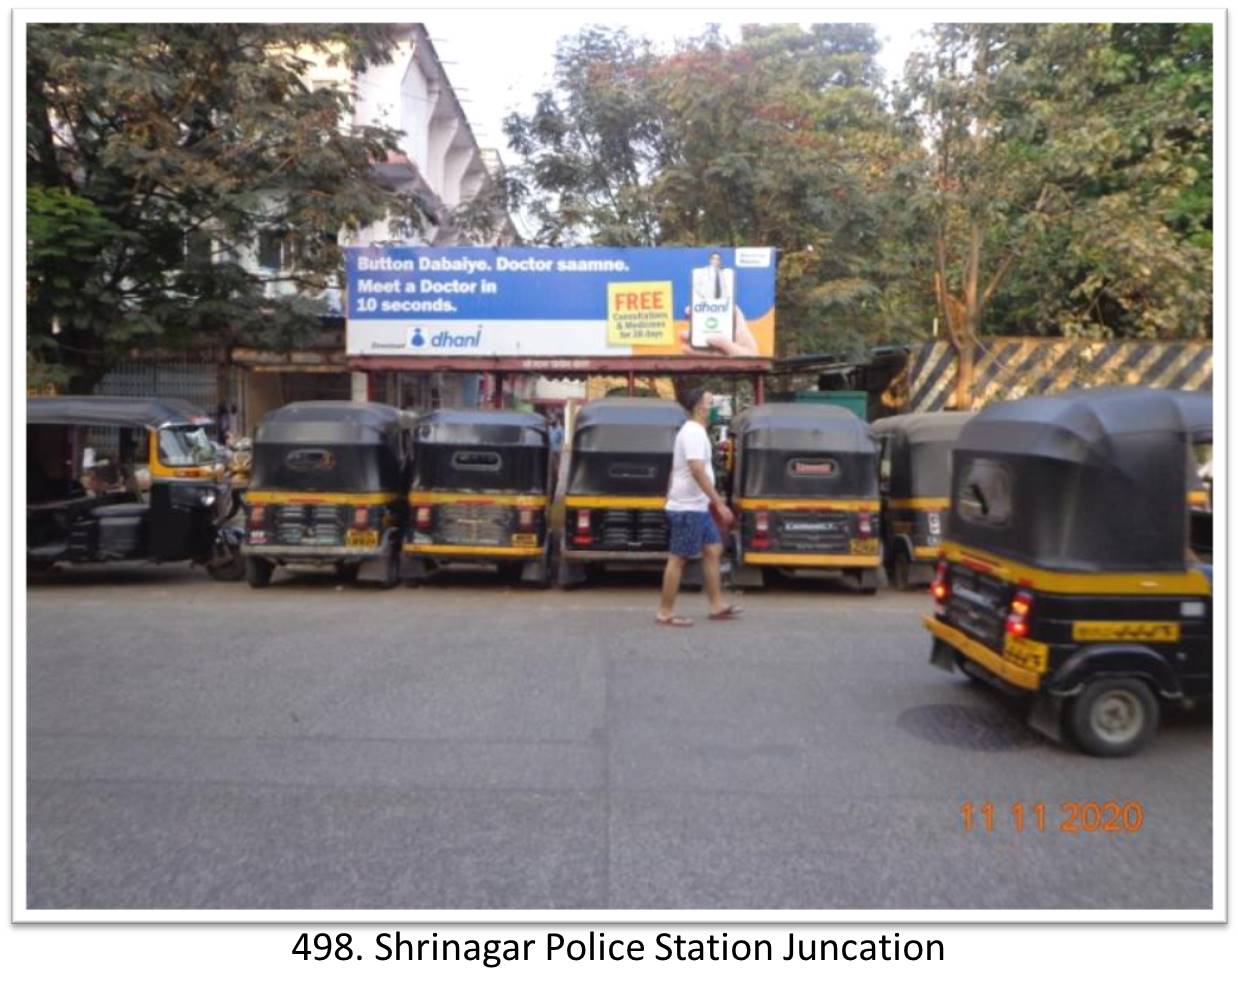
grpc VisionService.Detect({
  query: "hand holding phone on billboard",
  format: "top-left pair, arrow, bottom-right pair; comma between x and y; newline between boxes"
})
681,306 -> 759,357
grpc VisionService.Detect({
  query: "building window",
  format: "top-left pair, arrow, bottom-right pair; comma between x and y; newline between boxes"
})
185,231 -> 213,268
258,230 -> 291,271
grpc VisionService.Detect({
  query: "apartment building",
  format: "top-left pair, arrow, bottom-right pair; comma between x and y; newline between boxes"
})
95,24 -> 513,431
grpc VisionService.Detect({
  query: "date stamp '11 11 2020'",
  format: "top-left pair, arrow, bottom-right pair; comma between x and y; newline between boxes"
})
960,801 -> 1145,834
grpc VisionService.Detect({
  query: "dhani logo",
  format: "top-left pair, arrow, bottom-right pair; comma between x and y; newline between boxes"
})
410,327 -> 483,349
693,299 -> 731,313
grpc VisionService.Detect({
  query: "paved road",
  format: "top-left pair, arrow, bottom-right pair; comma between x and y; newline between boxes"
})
26,564 -> 1212,910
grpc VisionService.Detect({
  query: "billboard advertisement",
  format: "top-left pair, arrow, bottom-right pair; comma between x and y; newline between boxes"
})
345,246 -> 776,358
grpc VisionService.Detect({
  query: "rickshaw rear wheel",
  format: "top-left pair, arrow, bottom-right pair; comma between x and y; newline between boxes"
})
891,551 -> 912,591
335,562 -> 362,584
1066,677 -> 1160,757
497,561 -> 524,584
245,556 -> 274,588
27,557 -> 56,581
850,568 -> 879,595
378,544 -> 401,589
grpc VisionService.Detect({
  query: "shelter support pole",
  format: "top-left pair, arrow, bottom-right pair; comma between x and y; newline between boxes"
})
492,372 -> 505,409
627,370 -> 635,396
754,373 -> 765,405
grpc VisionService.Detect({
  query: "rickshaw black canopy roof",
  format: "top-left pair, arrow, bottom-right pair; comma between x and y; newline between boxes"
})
255,402 -> 415,446
574,397 -> 687,431
1055,386 -> 1212,442
871,411 -> 975,446
415,408 -> 548,446
571,398 -> 686,454
732,403 -> 875,453
949,389 -> 1196,572
871,412 -> 974,498
957,389 -> 1198,468
27,396 -> 211,430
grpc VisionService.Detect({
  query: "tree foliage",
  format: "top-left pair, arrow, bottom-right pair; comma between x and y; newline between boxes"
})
504,23 -> 929,357
898,22 -> 1211,402
27,23 -> 428,389
506,21 -> 1211,372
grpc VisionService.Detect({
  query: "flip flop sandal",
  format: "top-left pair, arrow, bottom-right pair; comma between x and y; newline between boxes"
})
656,615 -> 695,627
708,605 -> 744,621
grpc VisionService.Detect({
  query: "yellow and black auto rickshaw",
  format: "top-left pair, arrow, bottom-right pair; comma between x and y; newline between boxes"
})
1166,389 -> 1212,560
557,397 -> 685,586
923,388 -> 1212,756
871,412 -> 973,590
728,403 -> 881,593
26,396 -> 242,579
402,409 -> 554,585
241,402 -> 416,588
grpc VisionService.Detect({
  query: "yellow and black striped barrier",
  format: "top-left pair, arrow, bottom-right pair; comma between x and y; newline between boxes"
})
908,338 -> 1212,412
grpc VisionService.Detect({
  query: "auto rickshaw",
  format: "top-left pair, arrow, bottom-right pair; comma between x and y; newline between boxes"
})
402,409 -> 553,585
923,388 -> 1212,757
557,397 -> 685,586
1162,389 -> 1211,557
871,412 -> 974,590
26,396 -> 242,579
728,403 -> 881,593
241,401 -> 416,588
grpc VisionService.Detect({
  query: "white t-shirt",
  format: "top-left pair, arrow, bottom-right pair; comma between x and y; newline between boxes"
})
665,420 -> 714,512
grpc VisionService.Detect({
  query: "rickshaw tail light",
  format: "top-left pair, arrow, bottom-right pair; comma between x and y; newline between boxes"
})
573,509 -> 593,546
751,510 -> 771,550
518,506 -> 536,530
249,504 -> 266,525
857,511 -> 873,538
1005,589 -> 1035,637
415,506 -> 432,530
353,506 -> 369,527
931,560 -> 949,603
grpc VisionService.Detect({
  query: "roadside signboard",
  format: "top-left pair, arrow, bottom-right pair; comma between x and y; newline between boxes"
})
345,246 -> 776,358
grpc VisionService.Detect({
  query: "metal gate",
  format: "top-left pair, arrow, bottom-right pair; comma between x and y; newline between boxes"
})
94,361 -> 221,411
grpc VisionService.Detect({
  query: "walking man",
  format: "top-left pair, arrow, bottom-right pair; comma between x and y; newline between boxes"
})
656,387 -> 742,626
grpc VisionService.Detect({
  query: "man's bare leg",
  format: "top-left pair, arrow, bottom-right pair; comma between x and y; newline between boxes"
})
658,554 -> 686,619
702,543 -> 725,615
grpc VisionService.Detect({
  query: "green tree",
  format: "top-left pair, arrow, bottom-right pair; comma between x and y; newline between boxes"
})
27,23 -> 430,391
504,26 -> 665,246
504,23 -> 925,356
899,22 -> 1211,406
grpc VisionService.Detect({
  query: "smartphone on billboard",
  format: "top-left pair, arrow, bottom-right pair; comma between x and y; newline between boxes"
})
690,258 -> 736,349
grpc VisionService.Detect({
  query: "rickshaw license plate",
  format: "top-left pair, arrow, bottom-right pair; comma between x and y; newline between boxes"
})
1003,633 -> 1050,673
511,532 -> 538,548
346,529 -> 379,547
850,538 -> 879,555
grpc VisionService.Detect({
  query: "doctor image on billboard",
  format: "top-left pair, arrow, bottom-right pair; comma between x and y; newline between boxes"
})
687,250 -> 759,356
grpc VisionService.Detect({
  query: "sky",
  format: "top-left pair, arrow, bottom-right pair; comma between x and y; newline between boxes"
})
425,15 -> 931,164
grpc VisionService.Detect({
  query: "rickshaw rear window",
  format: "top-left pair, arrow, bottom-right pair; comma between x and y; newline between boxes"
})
956,458 -> 1012,527
158,426 -> 216,467
450,450 -> 502,472
283,448 -> 336,472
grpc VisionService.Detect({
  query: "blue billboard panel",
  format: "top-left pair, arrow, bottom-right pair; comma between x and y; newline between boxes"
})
345,246 -> 776,357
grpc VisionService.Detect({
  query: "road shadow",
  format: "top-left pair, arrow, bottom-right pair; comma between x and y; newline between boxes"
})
26,564 -> 216,588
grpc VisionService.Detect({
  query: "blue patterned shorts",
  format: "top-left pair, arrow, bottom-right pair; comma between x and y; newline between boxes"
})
667,509 -> 721,558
